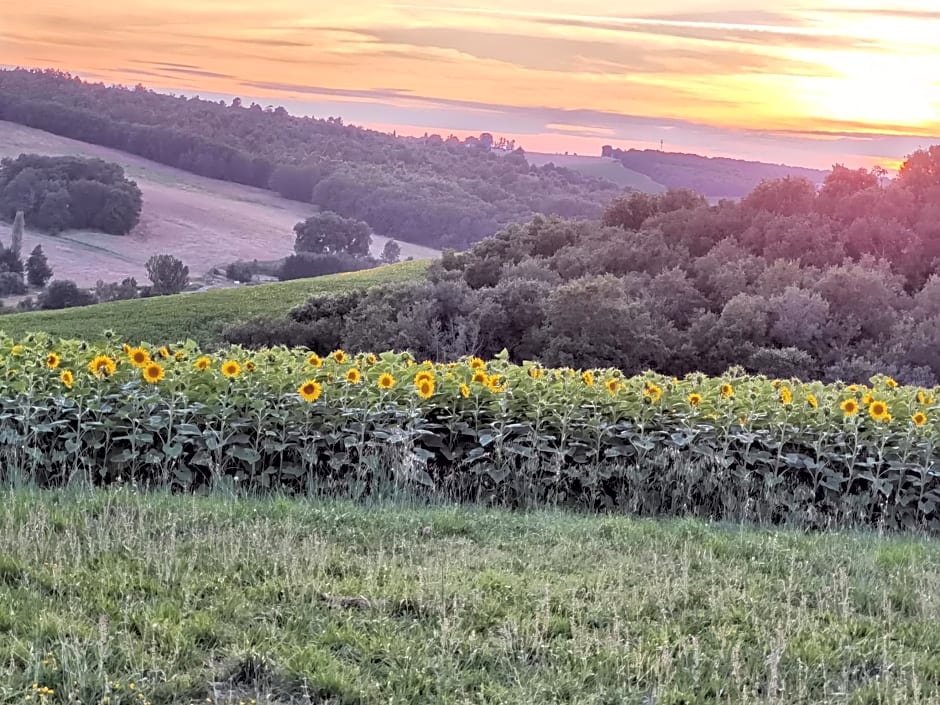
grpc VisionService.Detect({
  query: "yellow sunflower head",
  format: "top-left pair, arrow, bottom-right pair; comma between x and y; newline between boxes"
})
779,387 -> 793,405
366,354 -> 378,365
11,344 -> 24,357
143,362 -> 165,384
471,371 -> 488,385
378,373 -> 395,390
307,353 -> 323,368
298,379 -> 323,403
486,375 -> 507,394
59,369 -> 74,389
885,377 -> 898,389
605,378 -> 621,396
88,355 -> 117,379
468,357 -> 486,370
221,360 -> 241,378
174,350 -> 186,361
913,411 -> 928,427
245,360 -> 256,372
841,398 -> 859,417
581,371 -> 595,387
195,356 -> 212,371
720,383 -> 734,399
128,346 -> 151,368
918,390 -> 928,405
346,368 -> 362,384
868,400 -> 889,421
158,346 -> 171,359
416,378 -> 435,399
414,370 -> 435,385
644,383 -> 663,403
46,352 -> 61,370
122,343 -> 132,355
806,393 -> 819,409
459,383 -> 471,399
687,392 -> 703,408
862,392 -> 873,406
332,349 -> 347,364
527,367 -> 544,380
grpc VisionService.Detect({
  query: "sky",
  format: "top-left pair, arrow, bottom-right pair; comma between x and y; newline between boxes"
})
2,0 -> 940,169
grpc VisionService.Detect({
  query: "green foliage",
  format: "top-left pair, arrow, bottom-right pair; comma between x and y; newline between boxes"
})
0,153 -> 142,234
2,489 -> 938,703
37,280 -> 95,310
293,211 -> 373,257
0,261 -> 430,346
25,244 -> 52,287
381,239 -> 401,264
145,254 -> 189,295
0,271 -> 25,296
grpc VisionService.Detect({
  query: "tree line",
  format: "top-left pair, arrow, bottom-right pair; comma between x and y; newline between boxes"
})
226,149 -> 940,385
0,69 -> 620,249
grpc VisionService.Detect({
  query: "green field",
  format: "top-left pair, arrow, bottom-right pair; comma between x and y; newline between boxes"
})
1,488 -> 938,704
523,152 -> 667,193
0,260 -> 427,347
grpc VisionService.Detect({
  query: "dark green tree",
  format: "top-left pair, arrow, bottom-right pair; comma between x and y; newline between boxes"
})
293,211 -> 372,257
146,254 -> 189,295
25,244 -> 53,287
381,239 -> 401,264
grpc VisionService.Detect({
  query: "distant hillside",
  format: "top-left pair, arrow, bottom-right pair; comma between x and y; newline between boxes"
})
0,69 -> 621,250
523,152 -> 667,193
602,146 -> 828,199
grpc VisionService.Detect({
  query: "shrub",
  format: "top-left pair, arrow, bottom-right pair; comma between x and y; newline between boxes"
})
37,280 -> 95,309
0,272 -> 25,296
225,261 -> 254,283
277,252 -> 370,281
146,254 -> 189,295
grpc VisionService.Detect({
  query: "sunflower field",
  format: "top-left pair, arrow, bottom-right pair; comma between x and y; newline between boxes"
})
1,332 -> 938,531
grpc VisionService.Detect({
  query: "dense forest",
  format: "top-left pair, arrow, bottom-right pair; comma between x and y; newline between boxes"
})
227,151 -> 940,385
0,69 -> 621,249
0,153 -> 142,234
602,146 -> 828,198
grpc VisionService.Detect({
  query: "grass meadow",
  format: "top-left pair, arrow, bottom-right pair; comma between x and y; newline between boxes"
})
1,487 -> 938,704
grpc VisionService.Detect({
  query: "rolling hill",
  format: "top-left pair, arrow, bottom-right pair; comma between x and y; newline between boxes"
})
0,260 -> 429,346
523,152 -> 667,193
0,121 -> 440,287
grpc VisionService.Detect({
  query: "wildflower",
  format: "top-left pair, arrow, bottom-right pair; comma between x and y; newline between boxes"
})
885,377 -> 898,389
472,371 -> 488,384
298,380 -> 323,402
346,368 -> 362,384
307,353 -> 323,368
806,393 -> 819,409
414,370 -> 435,385
59,369 -> 74,389
245,360 -> 256,372
142,362 -> 164,384
195,356 -> 212,371
331,349 -> 347,364
158,346 -> 171,359
378,373 -> 395,390
122,343 -> 132,355
720,383 -> 734,399
459,383 -> 471,398
174,350 -> 186,361
416,378 -> 435,399
868,400 -> 890,421
46,352 -> 61,369
644,383 -> 663,403
913,411 -> 928,427
687,392 -> 703,407
487,375 -> 507,393
779,386 -> 793,405
221,360 -> 241,378
88,355 -> 117,378
468,357 -> 486,370
128,346 -> 151,368
582,370 -> 595,387
366,354 -> 378,365
605,378 -> 621,396
841,398 -> 859,417
862,392 -> 873,406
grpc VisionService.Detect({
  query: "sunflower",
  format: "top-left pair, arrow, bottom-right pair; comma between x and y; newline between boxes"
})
582,371 -> 595,387
644,383 -> 663,403
806,393 -> 819,409
868,400 -> 890,421
156,346 -> 170,360
122,343 -> 132,355
918,390 -> 928,405
472,371 -> 488,385
779,387 -> 793,405
128,346 -> 151,368
487,375 -> 507,394
414,370 -> 435,385
221,360 -> 241,378
885,377 -> 898,389
194,356 -> 211,371
142,362 -> 165,384
459,383 -> 471,399
720,383 -> 734,399
605,378 -> 621,396
11,345 -> 24,357
307,353 -> 323,368
687,392 -> 703,407
862,393 -> 873,406
366,354 -> 378,365
345,368 -> 362,385
527,367 -> 544,379
416,378 -> 435,399
468,357 -> 486,370
174,350 -> 186,362
60,369 -> 74,389
88,355 -> 117,379
331,350 -> 347,364
422,360 -> 435,369
912,411 -> 928,427
378,373 -> 396,390
46,352 -> 61,370
298,379 -> 323,402
841,398 -> 859,417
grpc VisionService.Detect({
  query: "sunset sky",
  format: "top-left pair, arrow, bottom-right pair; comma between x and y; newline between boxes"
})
3,1 -> 940,168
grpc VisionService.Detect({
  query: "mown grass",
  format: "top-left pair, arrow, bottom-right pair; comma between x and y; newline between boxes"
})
1,487 -> 939,704
0,260 -> 428,347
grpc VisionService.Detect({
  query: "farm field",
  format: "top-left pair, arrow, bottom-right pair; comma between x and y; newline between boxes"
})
524,151 -> 667,192
0,260 -> 428,346
1,487 -> 938,704
0,121 -> 440,286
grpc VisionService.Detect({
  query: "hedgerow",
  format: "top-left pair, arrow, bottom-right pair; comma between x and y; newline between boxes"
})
1,333 -> 937,531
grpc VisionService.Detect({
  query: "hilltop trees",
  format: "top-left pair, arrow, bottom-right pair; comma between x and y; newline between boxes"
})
294,211 -> 372,257
0,154 -> 142,235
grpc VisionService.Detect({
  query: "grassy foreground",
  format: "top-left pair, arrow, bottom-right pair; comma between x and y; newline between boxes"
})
1,489 -> 939,704
0,261 -> 427,347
